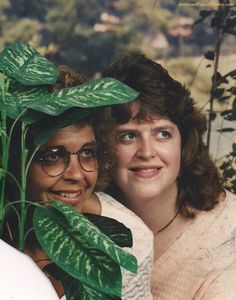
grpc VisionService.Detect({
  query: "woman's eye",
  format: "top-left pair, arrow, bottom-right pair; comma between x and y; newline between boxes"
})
42,149 -> 61,163
157,130 -> 171,139
119,132 -> 137,142
80,148 -> 97,158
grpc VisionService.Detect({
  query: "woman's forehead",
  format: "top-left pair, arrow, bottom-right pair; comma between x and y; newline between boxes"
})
42,124 -> 95,148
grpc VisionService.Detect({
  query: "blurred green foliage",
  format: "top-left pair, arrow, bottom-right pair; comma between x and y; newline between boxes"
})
0,0 -> 234,76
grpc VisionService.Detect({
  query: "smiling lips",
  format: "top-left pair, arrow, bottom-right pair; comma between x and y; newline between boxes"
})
51,190 -> 83,205
129,166 -> 162,178
59,191 -> 81,198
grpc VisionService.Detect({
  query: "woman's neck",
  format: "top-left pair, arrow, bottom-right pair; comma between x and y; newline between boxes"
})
80,193 -> 101,214
124,184 -> 179,233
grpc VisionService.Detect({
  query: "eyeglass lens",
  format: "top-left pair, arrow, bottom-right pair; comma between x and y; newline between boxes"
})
39,146 -> 98,177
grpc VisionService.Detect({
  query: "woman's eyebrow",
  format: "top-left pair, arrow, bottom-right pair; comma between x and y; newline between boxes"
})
76,141 -> 98,151
116,127 -> 138,132
41,140 -> 97,149
38,144 -> 64,151
82,141 -> 97,147
116,129 -> 138,137
152,125 -> 174,131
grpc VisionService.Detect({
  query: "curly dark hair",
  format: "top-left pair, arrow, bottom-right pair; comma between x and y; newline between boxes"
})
103,52 -> 225,218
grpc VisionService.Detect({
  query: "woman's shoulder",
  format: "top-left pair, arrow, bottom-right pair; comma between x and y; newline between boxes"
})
193,190 -> 236,235
169,190 -> 236,260
96,191 -> 153,255
190,190 -> 236,256
218,189 -> 236,221
224,189 -> 236,202
195,190 -> 236,226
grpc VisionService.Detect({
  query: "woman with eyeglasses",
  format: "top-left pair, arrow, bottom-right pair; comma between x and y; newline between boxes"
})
3,65 -> 153,299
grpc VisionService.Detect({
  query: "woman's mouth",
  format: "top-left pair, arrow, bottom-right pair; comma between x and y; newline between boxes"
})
130,166 -> 162,178
59,191 -> 81,198
50,190 -> 83,206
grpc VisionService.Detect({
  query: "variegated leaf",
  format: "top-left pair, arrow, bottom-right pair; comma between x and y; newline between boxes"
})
27,77 -> 138,115
2,77 -> 138,121
34,206 -> 122,297
0,43 -> 59,85
1,84 -> 48,119
51,201 -> 137,273
45,263 -> 121,300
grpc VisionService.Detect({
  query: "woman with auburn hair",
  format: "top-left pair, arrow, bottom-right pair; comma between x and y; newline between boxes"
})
103,52 -> 236,299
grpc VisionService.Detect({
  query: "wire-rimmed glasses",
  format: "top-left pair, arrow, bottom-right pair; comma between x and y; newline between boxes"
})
35,143 -> 98,177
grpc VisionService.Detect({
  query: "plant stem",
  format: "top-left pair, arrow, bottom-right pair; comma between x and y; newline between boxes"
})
0,76 -> 9,237
18,122 -> 28,251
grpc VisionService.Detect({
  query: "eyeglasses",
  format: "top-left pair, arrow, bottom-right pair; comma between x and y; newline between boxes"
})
35,144 -> 98,177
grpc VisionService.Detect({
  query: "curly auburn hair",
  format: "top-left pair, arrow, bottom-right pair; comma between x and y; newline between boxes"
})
103,52 -> 225,218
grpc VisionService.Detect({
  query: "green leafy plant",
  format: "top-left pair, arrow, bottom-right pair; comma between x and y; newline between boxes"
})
0,42 -> 139,299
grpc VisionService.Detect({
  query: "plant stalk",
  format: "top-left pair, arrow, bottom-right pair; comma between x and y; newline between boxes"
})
18,122 -> 28,251
0,76 -> 9,237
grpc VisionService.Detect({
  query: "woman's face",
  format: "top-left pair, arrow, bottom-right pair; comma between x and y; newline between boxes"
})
113,103 -> 181,205
27,124 -> 98,212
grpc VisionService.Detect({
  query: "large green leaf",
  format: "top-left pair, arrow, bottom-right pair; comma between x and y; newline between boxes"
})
2,77 -> 139,120
44,264 -> 121,300
28,76 -> 138,114
0,42 -> 139,127
34,206 -> 122,296
1,82 -> 49,120
0,43 -> 59,85
50,201 -> 137,273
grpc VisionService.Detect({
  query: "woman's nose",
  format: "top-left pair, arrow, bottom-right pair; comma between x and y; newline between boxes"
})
136,139 -> 156,159
62,154 -> 84,181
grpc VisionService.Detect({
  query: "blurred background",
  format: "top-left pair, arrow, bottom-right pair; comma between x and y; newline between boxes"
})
0,0 -> 235,191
